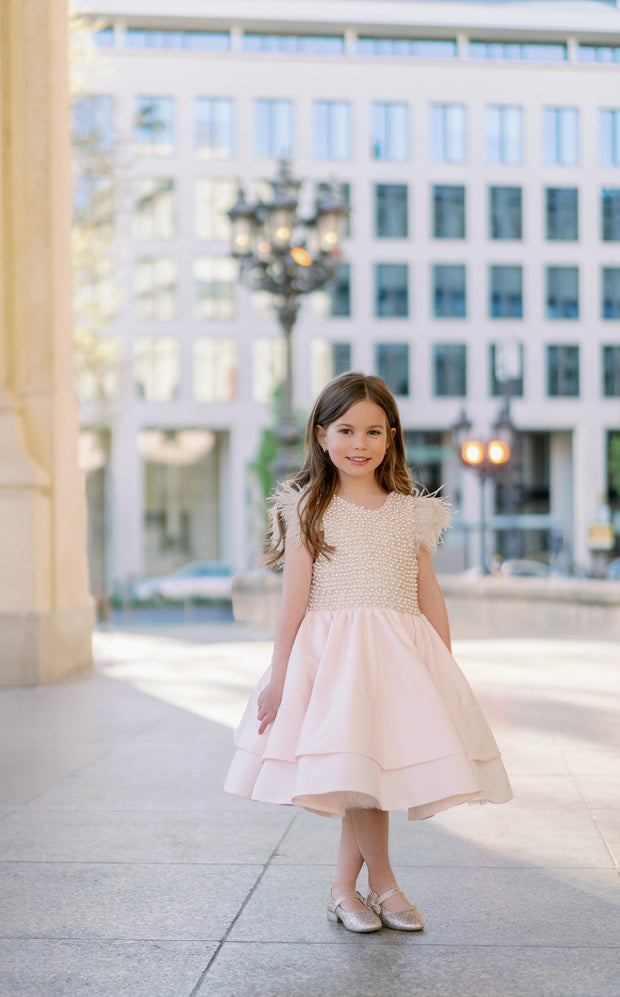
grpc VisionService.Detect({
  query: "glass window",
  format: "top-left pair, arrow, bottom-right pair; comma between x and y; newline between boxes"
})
546,267 -> 579,320
243,34 -> 344,54
312,264 -> 352,318
194,178 -> 237,240
194,98 -> 234,159
579,45 -> 620,64
193,338 -> 237,401
134,337 -> 179,401
489,342 -> 524,397
375,184 -> 408,238
126,29 -> 229,51
489,266 -> 523,318
546,188 -> 579,241
135,258 -> 177,320
485,106 -> 522,164
358,37 -> 456,57
194,257 -> 237,320
470,41 -> 566,62
433,185 -> 465,239
602,188 -> 620,241
374,264 -> 409,318
599,109 -> 620,167
311,341 -> 352,396
547,345 -> 579,397
375,343 -> 410,396
73,174 -> 114,237
134,97 -> 174,156
543,108 -> 578,166
133,178 -> 175,239
602,267 -> 620,319
489,186 -> 522,240
316,181 -> 352,237
255,99 -> 293,158
602,345 -> 620,396
433,344 -> 467,397
72,95 -> 114,153
94,28 -> 114,49
313,101 -> 351,160
429,104 -> 466,163
371,103 -> 408,161
253,338 -> 286,403
74,337 -> 121,403
432,265 -> 466,318
74,256 -> 118,327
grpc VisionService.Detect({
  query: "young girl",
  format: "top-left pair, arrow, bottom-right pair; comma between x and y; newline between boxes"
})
225,372 -> 512,933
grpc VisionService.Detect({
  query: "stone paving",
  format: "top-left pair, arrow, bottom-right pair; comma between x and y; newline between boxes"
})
0,626 -> 618,996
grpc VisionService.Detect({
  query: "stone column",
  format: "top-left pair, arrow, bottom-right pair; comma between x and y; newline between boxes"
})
0,0 -> 93,683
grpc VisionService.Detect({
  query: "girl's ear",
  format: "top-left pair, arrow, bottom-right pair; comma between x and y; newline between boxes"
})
316,425 -> 327,448
390,427 -> 397,440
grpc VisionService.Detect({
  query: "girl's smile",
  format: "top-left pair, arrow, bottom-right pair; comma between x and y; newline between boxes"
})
317,400 -> 396,486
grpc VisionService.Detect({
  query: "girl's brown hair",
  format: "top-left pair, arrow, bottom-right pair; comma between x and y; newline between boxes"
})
265,371 -> 417,565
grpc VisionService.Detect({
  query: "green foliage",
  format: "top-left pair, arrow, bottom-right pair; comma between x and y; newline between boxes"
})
608,432 -> 620,500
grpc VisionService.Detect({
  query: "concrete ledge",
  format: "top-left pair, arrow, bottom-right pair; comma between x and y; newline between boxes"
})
0,603 -> 94,685
440,576 -> 620,640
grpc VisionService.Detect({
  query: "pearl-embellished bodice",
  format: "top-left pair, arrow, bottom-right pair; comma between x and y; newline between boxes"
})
274,488 -> 449,616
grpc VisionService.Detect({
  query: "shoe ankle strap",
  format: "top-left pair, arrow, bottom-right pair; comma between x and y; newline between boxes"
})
374,887 -> 403,905
331,889 -> 362,907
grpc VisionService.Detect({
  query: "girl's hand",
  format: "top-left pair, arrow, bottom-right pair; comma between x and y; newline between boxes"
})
257,681 -> 284,734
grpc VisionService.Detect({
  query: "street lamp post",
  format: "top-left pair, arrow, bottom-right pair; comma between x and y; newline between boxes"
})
228,159 -> 348,479
451,406 -> 516,573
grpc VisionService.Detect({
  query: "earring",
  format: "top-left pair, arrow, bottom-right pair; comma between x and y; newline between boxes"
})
323,448 -> 328,454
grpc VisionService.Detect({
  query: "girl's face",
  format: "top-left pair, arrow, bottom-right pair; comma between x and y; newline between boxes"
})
316,399 -> 396,486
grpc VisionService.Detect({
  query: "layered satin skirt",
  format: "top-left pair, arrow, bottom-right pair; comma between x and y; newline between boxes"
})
224,608 -> 512,820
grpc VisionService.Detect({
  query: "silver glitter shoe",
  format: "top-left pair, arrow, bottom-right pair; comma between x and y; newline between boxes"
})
367,887 -> 425,931
327,889 -> 382,933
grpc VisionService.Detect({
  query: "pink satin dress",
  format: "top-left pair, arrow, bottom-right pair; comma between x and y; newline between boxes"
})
224,488 -> 512,820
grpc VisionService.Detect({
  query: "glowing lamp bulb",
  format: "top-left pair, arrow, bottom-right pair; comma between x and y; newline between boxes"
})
488,440 -> 510,465
275,225 -> 291,242
462,440 -> 485,466
290,246 -> 312,266
234,233 -> 250,248
323,230 -> 338,246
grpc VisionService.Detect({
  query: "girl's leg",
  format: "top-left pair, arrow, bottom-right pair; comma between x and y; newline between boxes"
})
349,808 -> 415,912
331,812 -> 367,912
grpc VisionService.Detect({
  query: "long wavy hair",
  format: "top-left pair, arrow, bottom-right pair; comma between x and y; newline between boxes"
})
265,371 -> 417,565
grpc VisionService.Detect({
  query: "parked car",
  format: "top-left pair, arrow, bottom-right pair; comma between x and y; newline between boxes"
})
132,562 -> 234,602
499,559 -> 550,578
606,558 -> 620,580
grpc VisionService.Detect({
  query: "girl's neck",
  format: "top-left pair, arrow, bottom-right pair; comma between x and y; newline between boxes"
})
335,480 -> 389,509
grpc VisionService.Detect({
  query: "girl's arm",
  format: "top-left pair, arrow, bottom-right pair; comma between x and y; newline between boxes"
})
257,538 -> 314,734
417,548 -> 452,652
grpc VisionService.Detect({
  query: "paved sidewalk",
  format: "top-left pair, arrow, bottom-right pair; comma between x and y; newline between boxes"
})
0,627 -> 618,997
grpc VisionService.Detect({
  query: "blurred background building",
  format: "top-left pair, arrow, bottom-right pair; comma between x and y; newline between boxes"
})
72,0 -> 620,596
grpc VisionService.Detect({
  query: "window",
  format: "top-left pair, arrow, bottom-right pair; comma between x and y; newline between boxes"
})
546,188 -> 579,241
579,45 -> 620,64
255,99 -> 293,157
194,257 -> 236,320
602,345 -> 620,396
489,187 -> 522,240
371,103 -> 408,160
358,37 -> 456,58
313,101 -> 351,159
547,345 -> 579,397
126,30 -> 229,51
316,181 -> 352,237
433,265 -> 466,318
72,95 -> 114,153
194,178 -> 237,240
489,266 -> 523,318
375,343 -> 410,396
74,256 -> 118,327
374,264 -> 409,317
135,258 -> 177,320
134,97 -> 174,156
134,337 -> 179,401
433,185 -> 465,239
193,338 -> 237,401
433,344 -> 467,397
429,104 -> 466,163
194,98 -> 234,159
75,337 -> 121,403
312,264 -> 352,318
470,41 -> 566,62
253,338 -> 285,403
243,34 -> 344,54
311,341 -> 352,396
602,268 -> 620,319
94,28 -> 114,49
546,267 -> 579,320
485,106 -> 522,164
133,179 -> 175,239
73,174 -> 114,237
600,110 -> 620,167
543,108 -> 578,166
490,343 -> 524,397
602,188 -> 620,240
375,185 -> 408,238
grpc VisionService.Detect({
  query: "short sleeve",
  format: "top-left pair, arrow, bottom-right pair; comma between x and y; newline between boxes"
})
267,481 -> 306,553
412,491 -> 451,554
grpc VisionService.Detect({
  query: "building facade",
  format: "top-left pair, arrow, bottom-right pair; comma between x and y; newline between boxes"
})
74,0 -> 620,590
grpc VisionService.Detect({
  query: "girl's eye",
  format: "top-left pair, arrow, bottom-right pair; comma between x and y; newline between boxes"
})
368,430 -> 381,436
338,428 -> 351,434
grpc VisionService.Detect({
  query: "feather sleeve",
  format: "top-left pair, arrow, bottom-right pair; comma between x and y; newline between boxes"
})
412,490 -> 451,554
